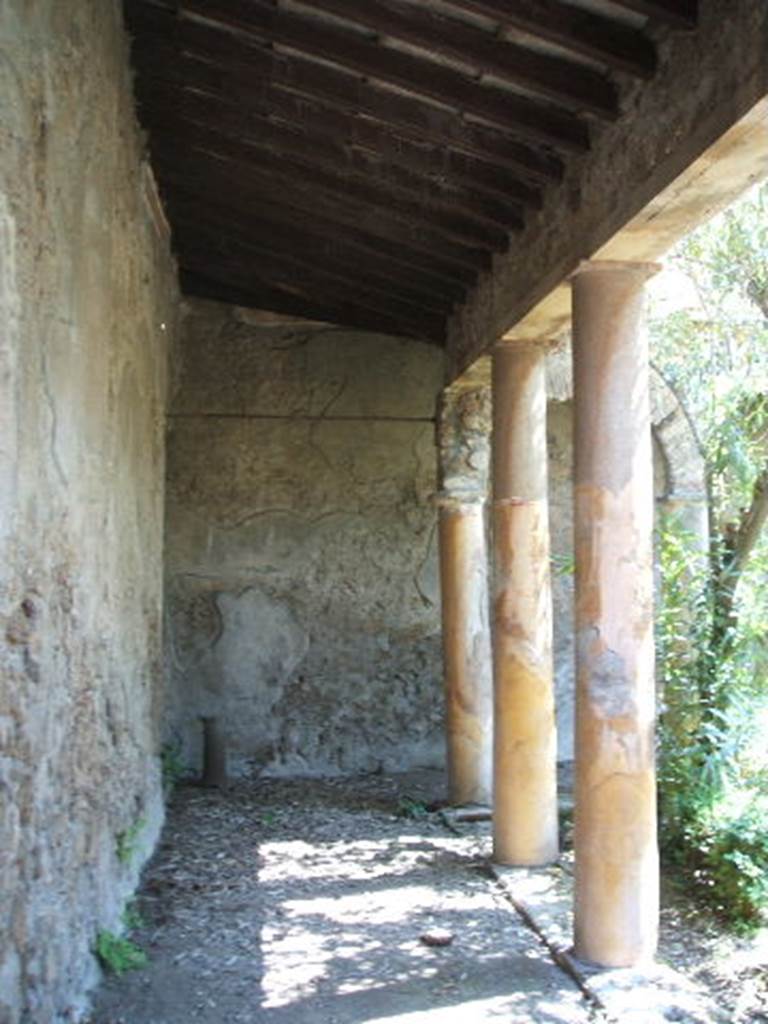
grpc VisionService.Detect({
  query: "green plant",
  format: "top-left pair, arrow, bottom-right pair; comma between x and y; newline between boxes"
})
116,816 -> 147,866
160,741 -> 186,794
397,796 -> 429,820
550,551 -> 575,577
121,900 -> 144,932
94,930 -> 148,975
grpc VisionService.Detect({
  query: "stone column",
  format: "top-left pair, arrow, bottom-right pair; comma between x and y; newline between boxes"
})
570,260 -> 660,967
491,340 -> 558,865
437,496 -> 493,805
436,376 -> 493,806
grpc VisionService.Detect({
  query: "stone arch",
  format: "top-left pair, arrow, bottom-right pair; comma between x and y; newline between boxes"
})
545,344 -> 708,509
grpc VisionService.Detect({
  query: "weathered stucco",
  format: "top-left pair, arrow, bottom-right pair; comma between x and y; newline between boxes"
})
165,301 -> 444,776
0,3 -> 177,1021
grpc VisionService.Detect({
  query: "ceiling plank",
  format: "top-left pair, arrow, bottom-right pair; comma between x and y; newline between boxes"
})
133,54 -> 542,214
154,168 -> 479,288
163,188 -> 465,307
299,0 -> 618,118
604,0 -> 698,28
150,141 -> 494,273
442,0 -> 657,79
137,86 -> 524,240
173,222 -> 447,324
178,267 -> 445,341
148,116 -> 511,251
179,0 -> 590,151
126,0 -> 564,183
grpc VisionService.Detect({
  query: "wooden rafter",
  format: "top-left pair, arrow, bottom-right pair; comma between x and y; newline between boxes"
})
151,142 -> 493,273
122,0 -> 679,339
604,0 -> 698,28
150,117 -> 512,250
178,268 -> 445,341
180,0 -> 591,151
165,189 -> 466,306
442,0 -> 658,78
294,0 -> 618,118
126,1 -> 564,183
173,222 -> 446,324
137,82 -> 528,232
156,169 -> 478,288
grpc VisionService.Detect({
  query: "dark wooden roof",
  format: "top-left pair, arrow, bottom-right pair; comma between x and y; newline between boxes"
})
124,0 -> 698,343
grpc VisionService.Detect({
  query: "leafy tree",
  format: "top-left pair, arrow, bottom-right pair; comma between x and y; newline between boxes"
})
650,181 -> 768,929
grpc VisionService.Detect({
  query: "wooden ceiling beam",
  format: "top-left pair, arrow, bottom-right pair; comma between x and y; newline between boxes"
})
442,0 -> 658,79
163,188 -> 465,307
178,266 -> 445,342
173,222 -> 448,324
149,116 -> 511,251
133,55 -> 542,215
153,166 -> 479,288
150,141 -> 495,272
138,86 -> 524,239
604,0 -> 698,29
126,1 -> 564,183
179,0 -> 590,151
299,0 -> 618,118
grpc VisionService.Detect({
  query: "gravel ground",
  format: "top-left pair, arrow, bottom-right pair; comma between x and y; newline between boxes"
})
86,771 -> 767,1024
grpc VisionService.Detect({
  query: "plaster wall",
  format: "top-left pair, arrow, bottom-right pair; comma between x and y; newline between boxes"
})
165,301 -> 444,776
0,4 -> 177,1020
166,310 -> 703,772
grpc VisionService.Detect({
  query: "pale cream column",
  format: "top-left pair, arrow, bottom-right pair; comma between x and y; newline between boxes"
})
571,259 -> 660,967
437,495 -> 493,805
491,340 -> 558,865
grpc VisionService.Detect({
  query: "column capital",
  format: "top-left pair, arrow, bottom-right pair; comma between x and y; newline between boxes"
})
570,258 -> 661,283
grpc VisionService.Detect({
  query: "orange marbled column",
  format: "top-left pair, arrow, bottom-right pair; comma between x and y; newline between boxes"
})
491,341 -> 558,865
438,498 -> 493,806
571,260 -> 660,967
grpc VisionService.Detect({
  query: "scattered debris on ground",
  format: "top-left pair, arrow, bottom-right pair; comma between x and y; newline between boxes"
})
86,772 -> 768,1024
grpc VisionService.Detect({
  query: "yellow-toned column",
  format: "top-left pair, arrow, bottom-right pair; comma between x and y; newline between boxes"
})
492,340 -> 558,865
436,377 -> 493,806
571,260 -> 660,967
438,496 -> 493,805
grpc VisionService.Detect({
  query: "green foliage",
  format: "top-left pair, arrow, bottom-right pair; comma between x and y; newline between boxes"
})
116,816 -> 147,866
652,183 -> 768,931
396,796 -> 429,820
551,551 -> 575,577
94,930 -> 148,975
657,519 -> 768,931
121,900 -> 145,932
160,741 -> 186,795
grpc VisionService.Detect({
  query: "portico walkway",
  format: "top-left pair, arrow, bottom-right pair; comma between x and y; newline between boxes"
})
87,773 -> 597,1024
86,771 -> 732,1024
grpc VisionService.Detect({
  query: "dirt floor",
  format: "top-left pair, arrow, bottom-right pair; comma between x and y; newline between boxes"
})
86,771 -> 768,1024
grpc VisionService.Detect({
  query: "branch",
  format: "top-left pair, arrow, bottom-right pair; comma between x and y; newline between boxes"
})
746,279 -> 768,323
726,466 -> 768,583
